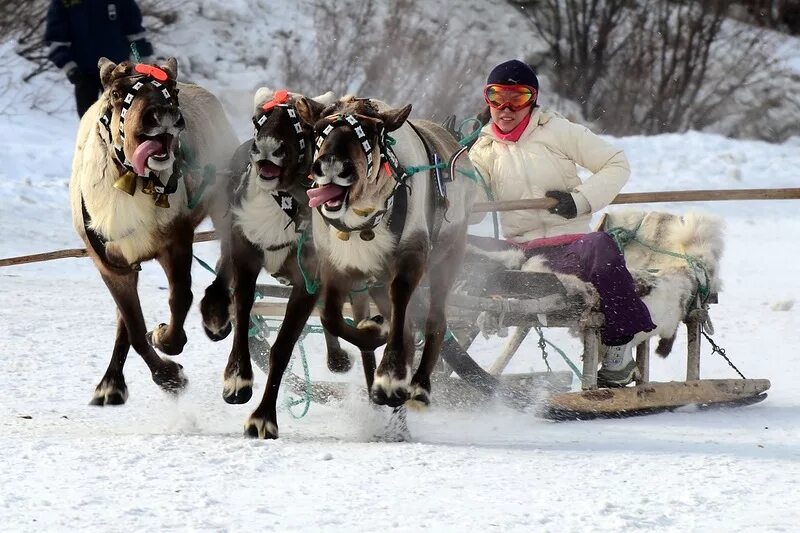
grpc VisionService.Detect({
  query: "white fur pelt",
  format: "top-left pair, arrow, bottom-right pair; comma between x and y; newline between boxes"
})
604,210 -> 724,354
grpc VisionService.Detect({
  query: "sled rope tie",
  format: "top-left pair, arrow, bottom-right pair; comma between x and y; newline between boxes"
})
700,326 -> 746,379
606,222 -> 711,303
534,326 -> 583,379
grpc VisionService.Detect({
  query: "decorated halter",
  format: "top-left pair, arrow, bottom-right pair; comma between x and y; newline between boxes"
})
312,113 -> 416,240
253,89 -> 307,164
99,64 -> 180,207
315,114 -> 376,179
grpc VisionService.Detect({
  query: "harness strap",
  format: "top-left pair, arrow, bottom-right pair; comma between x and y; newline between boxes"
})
253,90 -> 307,166
271,190 -> 310,233
98,71 -> 183,205
316,114 -> 376,178
406,121 -> 448,246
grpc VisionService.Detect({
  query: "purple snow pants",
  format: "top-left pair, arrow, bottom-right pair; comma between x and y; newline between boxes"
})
523,232 -> 656,346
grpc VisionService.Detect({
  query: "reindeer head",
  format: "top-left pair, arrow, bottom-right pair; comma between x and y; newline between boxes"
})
98,57 -> 184,178
297,96 -> 411,221
248,88 -> 319,193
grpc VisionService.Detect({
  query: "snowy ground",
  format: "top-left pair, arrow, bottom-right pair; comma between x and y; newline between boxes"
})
2,25 -> 800,533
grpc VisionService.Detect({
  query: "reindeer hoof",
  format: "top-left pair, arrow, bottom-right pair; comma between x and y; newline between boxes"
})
147,323 -> 187,356
89,379 -> 129,406
203,321 -> 232,342
223,375 -> 254,404
326,346 -> 353,373
152,361 -> 188,394
406,383 -> 431,411
243,417 -> 278,439
371,381 -> 410,408
357,315 -> 389,338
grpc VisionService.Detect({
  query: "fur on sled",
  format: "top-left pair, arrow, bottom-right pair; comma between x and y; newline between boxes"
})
464,210 -> 724,356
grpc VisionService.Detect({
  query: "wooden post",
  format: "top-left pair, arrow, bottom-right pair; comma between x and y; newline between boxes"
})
686,319 -> 701,381
489,326 -> 531,376
582,328 -> 601,390
635,339 -> 650,385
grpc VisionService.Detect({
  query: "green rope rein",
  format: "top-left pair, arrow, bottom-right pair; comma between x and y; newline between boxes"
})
296,230 -> 320,295
284,332 -> 313,419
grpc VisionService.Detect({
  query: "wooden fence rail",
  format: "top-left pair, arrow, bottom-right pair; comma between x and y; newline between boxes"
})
2,187 -> 799,268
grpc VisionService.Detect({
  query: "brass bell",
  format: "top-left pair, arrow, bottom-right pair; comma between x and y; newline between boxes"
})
141,179 -> 155,195
359,229 -> 375,241
113,171 -> 137,196
335,230 -> 350,241
352,207 -> 375,217
154,193 -> 171,208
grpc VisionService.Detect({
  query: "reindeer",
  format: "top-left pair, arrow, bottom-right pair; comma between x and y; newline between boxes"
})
296,96 -> 478,409
200,88 -> 378,439
69,58 -> 238,405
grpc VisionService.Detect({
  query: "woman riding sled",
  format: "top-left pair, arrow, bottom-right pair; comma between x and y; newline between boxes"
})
468,59 -> 656,387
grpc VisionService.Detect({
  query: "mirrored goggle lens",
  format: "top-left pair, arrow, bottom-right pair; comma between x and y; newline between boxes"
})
484,85 -> 535,109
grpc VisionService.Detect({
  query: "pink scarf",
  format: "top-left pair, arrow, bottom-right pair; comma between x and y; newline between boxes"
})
491,112 -> 532,142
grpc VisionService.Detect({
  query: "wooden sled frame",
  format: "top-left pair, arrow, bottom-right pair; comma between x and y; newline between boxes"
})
248,274 -> 770,419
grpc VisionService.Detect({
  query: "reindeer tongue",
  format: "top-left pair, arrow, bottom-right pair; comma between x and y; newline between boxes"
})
307,184 -> 347,208
132,139 -> 165,175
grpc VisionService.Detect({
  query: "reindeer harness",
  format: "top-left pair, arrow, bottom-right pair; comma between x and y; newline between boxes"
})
313,114 -> 450,245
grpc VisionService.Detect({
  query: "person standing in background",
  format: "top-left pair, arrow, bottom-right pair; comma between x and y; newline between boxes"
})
44,0 -> 155,117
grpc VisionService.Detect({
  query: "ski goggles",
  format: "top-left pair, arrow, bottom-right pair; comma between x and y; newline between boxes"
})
483,84 -> 537,111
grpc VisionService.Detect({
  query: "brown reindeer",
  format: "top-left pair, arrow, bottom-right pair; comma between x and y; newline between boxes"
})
69,58 -> 238,405
200,88 -> 379,439
297,96 -> 478,409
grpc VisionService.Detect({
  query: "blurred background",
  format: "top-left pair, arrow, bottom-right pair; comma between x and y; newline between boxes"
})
3,0 -> 800,141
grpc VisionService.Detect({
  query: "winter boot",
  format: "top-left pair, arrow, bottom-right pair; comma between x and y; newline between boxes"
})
597,341 -> 639,388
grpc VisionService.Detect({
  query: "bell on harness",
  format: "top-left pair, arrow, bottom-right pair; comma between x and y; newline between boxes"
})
113,170 -> 137,196
141,178 -> 155,195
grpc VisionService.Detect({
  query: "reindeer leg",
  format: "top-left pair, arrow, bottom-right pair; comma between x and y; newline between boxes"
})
90,310 -> 130,406
200,251 -> 233,342
372,239 -> 427,408
222,234 -> 262,404
148,221 -> 194,355
362,285 -> 392,394
201,183 -> 235,341
409,233 -> 466,408
323,328 -> 353,374
319,270 -> 388,351
244,284 -> 319,439
101,270 -> 187,395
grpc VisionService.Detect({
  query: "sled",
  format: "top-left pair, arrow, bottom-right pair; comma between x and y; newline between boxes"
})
247,209 -> 770,419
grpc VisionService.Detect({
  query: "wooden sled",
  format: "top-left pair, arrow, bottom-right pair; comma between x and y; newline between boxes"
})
249,222 -> 771,418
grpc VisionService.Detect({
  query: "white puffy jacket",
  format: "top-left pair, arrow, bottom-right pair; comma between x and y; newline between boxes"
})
469,107 -> 630,242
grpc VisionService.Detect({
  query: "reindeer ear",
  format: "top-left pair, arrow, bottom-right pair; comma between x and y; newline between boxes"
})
161,57 -> 179,80
253,87 -> 273,111
380,104 -> 412,132
98,57 -> 118,89
295,97 -> 326,126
